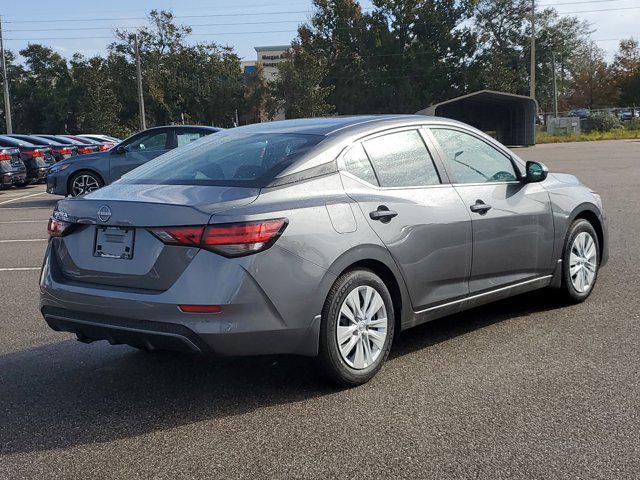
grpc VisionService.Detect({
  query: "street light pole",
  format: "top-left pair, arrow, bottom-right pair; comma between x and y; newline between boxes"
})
530,0 -> 536,100
134,33 -> 146,131
0,16 -> 13,134
552,51 -> 558,118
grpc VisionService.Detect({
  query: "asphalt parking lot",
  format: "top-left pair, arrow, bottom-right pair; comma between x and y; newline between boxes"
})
0,139 -> 638,479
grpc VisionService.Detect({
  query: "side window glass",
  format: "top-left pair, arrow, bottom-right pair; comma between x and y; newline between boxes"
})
177,131 -> 205,147
126,132 -> 168,152
430,129 -> 517,183
363,130 -> 440,187
342,143 -> 378,185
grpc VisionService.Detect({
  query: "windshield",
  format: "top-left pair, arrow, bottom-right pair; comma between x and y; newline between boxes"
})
120,131 -> 324,187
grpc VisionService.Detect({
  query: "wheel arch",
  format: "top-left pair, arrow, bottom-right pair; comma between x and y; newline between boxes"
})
568,203 -> 605,263
324,245 -> 413,336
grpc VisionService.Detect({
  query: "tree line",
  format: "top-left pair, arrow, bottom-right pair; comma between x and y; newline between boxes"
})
1,2 -> 639,136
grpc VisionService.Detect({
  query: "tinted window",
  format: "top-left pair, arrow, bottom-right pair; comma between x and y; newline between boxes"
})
431,129 -> 517,183
177,131 -> 206,147
363,130 -> 440,187
126,132 -> 168,152
121,131 -> 323,187
343,143 -> 378,185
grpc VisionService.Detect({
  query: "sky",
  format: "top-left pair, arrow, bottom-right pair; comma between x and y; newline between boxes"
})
1,0 -> 639,62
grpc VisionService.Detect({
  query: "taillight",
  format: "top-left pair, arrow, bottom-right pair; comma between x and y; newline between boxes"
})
98,144 -> 113,151
29,149 -> 45,158
47,217 -> 74,237
77,147 -> 92,154
54,148 -> 73,155
148,219 -> 287,257
0,150 -> 10,160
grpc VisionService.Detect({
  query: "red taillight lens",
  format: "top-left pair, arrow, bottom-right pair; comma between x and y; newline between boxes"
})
98,144 -> 113,151
47,217 -> 74,237
148,219 -> 287,257
30,149 -> 45,158
77,147 -> 92,154
54,148 -> 73,155
148,226 -> 204,246
0,152 -> 10,160
202,219 -> 287,257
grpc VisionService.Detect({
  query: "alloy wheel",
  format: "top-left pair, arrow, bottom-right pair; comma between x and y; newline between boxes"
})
71,174 -> 101,196
336,285 -> 388,370
569,231 -> 597,293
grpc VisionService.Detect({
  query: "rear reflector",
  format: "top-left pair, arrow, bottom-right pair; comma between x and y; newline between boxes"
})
47,216 -> 74,237
179,305 -> 222,314
148,219 -> 287,257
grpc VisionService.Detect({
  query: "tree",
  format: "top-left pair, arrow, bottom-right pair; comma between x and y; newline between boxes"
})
566,42 -> 616,110
611,39 -> 640,106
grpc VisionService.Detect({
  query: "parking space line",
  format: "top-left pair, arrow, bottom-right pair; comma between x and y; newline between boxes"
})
0,267 -> 40,271
0,220 -> 48,224
0,192 -> 47,206
0,239 -> 48,243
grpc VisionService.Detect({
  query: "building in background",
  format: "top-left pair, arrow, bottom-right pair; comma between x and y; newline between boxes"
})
242,46 -> 289,123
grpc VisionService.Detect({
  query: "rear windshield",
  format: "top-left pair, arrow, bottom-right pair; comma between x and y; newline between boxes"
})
120,131 -> 324,187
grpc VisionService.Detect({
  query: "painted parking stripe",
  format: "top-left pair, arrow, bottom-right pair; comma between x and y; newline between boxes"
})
0,192 -> 47,206
0,267 -> 40,272
0,220 -> 48,224
0,239 -> 48,243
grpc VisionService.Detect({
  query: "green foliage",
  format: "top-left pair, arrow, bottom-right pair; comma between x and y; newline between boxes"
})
583,112 -> 621,133
625,118 -> 640,131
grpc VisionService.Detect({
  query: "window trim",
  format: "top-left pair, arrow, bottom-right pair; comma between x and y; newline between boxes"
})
337,126 -> 449,190
425,126 -> 525,186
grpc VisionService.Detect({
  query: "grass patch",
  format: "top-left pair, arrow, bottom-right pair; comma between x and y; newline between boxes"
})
537,129 -> 640,144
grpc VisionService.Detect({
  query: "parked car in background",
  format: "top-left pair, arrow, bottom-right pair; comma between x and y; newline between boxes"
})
8,134 -> 77,162
59,135 -> 109,152
70,134 -> 116,151
46,125 -> 221,196
79,134 -> 122,144
0,147 -> 27,188
567,109 -> 591,119
34,135 -> 99,155
41,116 -> 608,386
616,109 -> 639,121
0,135 -> 55,185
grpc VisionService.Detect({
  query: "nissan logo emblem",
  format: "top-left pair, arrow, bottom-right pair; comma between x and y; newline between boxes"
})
97,205 -> 112,223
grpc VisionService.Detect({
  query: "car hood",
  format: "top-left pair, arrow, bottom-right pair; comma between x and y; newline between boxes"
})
58,151 -> 109,167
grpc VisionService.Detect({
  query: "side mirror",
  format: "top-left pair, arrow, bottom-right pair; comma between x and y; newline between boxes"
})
525,161 -> 548,183
114,145 -> 126,155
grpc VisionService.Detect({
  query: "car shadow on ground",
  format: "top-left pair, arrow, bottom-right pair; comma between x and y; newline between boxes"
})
0,289 -> 568,456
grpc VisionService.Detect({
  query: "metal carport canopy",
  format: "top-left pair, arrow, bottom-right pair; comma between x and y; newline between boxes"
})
416,90 -> 538,146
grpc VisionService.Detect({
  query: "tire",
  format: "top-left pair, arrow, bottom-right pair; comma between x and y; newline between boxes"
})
16,181 -> 30,188
69,171 -> 104,197
560,219 -> 600,303
317,269 -> 395,387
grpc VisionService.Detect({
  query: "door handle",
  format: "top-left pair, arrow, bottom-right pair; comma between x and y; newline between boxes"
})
370,206 -> 398,223
469,200 -> 492,214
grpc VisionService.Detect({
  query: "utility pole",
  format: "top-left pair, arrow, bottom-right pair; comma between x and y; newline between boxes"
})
551,51 -> 558,118
0,16 -> 12,134
134,33 -> 146,131
529,0 -> 536,100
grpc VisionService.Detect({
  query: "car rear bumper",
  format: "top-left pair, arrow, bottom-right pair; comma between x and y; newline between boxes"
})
40,242 -> 328,356
1,171 -> 27,187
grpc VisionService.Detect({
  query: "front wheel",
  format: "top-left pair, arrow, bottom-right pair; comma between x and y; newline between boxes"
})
317,269 -> 395,387
560,219 -> 600,303
69,171 -> 103,197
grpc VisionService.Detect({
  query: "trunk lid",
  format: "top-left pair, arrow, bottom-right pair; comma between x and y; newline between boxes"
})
52,183 -> 260,290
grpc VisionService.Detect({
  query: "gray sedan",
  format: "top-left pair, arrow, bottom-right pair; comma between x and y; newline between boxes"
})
40,115 -> 607,386
46,125 -> 221,196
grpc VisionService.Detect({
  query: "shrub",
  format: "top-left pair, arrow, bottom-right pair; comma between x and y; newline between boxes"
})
625,117 -> 640,131
583,112 -> 621,133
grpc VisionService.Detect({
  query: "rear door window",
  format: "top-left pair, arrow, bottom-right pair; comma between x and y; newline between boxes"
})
363,130 -> 440,187
176,131 -> 207,147
126,132 -> 169,152
342,143 -> 378,185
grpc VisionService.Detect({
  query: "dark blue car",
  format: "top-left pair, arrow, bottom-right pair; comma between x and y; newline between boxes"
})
46,125 -> 221,196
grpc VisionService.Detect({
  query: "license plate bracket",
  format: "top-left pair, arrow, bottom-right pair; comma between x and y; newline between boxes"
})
94,226 -> 135,259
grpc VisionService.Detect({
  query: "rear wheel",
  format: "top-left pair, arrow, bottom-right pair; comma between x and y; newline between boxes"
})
560,219 -> 600,303
317,269 -> 394,386
69,171 -> 103,196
